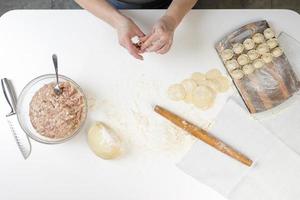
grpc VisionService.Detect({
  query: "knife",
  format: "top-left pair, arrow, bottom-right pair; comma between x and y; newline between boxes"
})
1,78 -> 31,159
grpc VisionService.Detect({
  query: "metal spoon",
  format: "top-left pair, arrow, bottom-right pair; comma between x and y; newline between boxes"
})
52,54 -> 62,95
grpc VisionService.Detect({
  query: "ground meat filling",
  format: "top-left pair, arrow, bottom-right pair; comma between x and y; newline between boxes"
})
29,81 -> 85,139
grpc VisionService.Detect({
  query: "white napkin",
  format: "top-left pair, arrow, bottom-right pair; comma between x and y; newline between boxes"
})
177,99 -> 300,199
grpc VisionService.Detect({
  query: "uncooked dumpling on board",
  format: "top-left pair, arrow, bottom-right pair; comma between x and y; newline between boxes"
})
231,69 -> 244,80
237,54 -> 250,66
225,59 -> 239,71
267,38 -> 278,49
191,85 -> 216,110
206,69 -> 222,79
232,43 -> 244,54
264,28 -> 275,39
261,53 -> 273,63
167,84 -> 186,101
253,59 -> 265,69
247,49 -> 260,61
257,43 -> 270,54
272,47 -> 283,57
191,72 -> 206,84
221,49 -> 234,61
252,33 -> 265,44
243,38 -> 255,50
242,64 -> 255,75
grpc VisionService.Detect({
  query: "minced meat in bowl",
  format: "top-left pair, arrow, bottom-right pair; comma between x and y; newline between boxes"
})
17,74 -> 87,144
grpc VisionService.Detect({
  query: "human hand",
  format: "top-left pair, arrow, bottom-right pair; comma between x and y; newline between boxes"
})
141,15 -> 177,54
117,17 -> 145,60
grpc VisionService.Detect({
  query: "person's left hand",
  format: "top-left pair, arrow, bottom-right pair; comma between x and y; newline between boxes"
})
140,15 -> 177,54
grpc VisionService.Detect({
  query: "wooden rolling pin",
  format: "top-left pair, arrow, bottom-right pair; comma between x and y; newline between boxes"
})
154,105 -> 253,167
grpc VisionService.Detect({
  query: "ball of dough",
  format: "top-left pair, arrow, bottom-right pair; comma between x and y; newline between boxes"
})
243,38 -> 255,50
247,49 -> 260,61
242,64 -> 255,75
261,53 -> 273,63
191,85 -> 216,110
213,76 -> 231,93
221,49 -> 234,61
232,43 -> 244,54
231,69 -> 244,80
181,79 -> 197,93
252,33 -> 265,44
167,84 -> 186,101
253,59 -> 265,69
206,69 -> 222,80
272,47 -> 283,58
191,72 -> 206,84
237,54 -> 250,66
264,28 -> 275,39
225,59 -> 239,71
257,43 -> 270,54
266,38 -> 278,49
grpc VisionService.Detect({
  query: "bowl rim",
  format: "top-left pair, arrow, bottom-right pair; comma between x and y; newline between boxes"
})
16,74 -> 88,144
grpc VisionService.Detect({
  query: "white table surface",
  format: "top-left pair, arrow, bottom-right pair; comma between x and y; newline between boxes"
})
0,9 -> 299,200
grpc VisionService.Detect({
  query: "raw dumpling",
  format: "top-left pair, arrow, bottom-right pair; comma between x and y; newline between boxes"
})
253,59 -> 265,69
237,54 -> 250,66
221,49 -> 234,61
264,28 -> 275,39
261,53 -> 273,63
167,84 -> 186,101
225,59 -> 239,71
267,38 -> 278,49
242,64 -> 255,75
206,69 -> 222,79
231,69 -> 244,80
191,85 -> 216,110
257,43 -> 270,54
247,50 -> 260,61
191,72 -> 206,84
272,47 -> 283,57
232,43 -> 244,54
243,38 -> 255,50
252,33 -> 265,44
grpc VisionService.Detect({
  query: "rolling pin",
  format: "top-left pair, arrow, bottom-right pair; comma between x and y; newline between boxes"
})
154,105 -> 253,167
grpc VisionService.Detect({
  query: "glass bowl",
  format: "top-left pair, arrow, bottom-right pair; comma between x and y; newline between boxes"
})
17,74 -> 88,144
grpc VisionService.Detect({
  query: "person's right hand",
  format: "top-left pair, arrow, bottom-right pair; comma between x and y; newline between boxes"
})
116,17 -> 145,60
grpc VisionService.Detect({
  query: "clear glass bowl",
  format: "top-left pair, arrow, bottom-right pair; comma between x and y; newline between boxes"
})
17,74 -> 88,144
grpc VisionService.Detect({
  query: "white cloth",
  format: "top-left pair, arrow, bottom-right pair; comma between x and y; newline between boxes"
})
178,99 -> 300,199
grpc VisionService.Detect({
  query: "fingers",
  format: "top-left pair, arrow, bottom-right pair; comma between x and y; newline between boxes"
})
156,42 -> 172,54
125,39 -> 143,60
140,34 -> 158,51
145,40 -> 165,52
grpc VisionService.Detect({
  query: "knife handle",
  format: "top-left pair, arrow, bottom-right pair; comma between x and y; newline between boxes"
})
1,78 -> 17,116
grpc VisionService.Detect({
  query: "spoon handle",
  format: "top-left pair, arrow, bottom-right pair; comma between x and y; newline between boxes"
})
52,54 -> 59,85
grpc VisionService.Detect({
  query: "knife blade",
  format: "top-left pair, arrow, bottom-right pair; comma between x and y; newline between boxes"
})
1,78 -> 31,159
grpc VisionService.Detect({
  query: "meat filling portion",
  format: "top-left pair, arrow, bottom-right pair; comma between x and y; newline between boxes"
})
29,81 -> 86,139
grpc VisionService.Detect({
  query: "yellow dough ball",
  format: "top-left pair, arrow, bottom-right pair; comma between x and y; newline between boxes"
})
264,28 -> 275,39
225,59 -> 239,71
231,69 -> 244,80
242,64 -> 255,75
237,54 -> 250,66
243,38 -> 255,50
272,47 -> 284,57
232,43 -> 244,54
261,53 -> 273,63
221,49 -> 234,61
253,59 -> 265,69
257,43 -> 270,54
247,49 -> 260,61
252,33 -> 265,44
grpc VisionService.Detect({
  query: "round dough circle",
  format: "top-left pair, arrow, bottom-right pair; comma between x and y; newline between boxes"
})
225,59 -> 239,71
272,47 -> 283,57
231,69 -> 244,80
206,69 -> 222,80
257,43 -> 270,54
181,79 -> 197,93
191,85 -> 216,110
191,72 -> 206,84
214,76 -> 230,93
237,54 -> 250,66
253,59 -> 265,69
243,38 -> 255,50
221,49 -> 234,61
232,43 -> 244,54
261,53 -> 273,63
247,49 -> 260,61
252,33 -> 265,44
242,64 -> 255,75
202,79 -> 221,93
267,38 -> 278,49
264,28 -> 275,39
167,84 -> 186,101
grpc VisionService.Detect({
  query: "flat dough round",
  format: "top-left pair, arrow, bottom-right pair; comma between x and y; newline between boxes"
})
252,33 -> 265,44
232,43 -> 244,54
267,38 -> 278,49
242,64 -> 255,75
272,47 -> 283,57
191,85 -> 216,110
167,84 -> 186,101
225,59 -> 239,71
191,72 -> 206,84
237,54 -> 250,66
206,69 -> 222,80
247,49 -> 260,61
202,79 -> 221,93
231,69 -> 244,80
243,38 -> 255,50
256,43 -> 270,54
253,59 -> 265,69
181,79 -> 197,93
264,28 -> 275,39
221,49 -> 234,61
214,76 -> 230,93
261,53 -> 273,63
